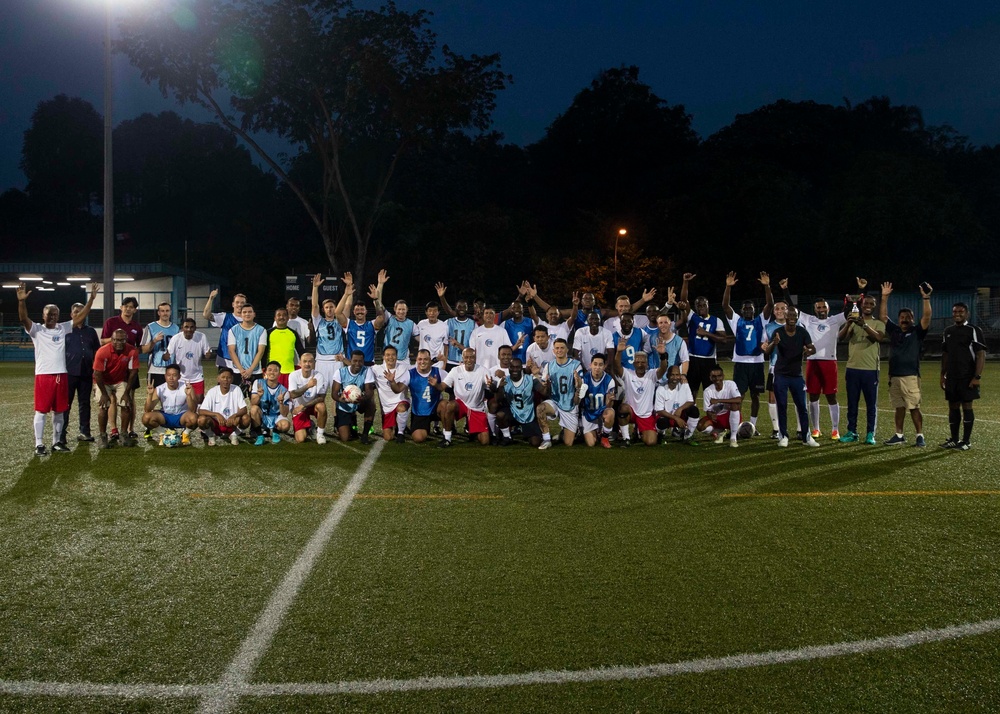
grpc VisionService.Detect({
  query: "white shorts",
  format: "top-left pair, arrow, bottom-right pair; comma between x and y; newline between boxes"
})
581,417 -> 602,434
314,358 -> 343,393
542,399 -> 579,432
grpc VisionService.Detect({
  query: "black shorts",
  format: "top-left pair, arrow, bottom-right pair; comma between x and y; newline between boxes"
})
147,372 -> 167,388
515,419 -> 542,440
945,380 -> 980,404
410,414 -> 434,433
335,409 -> 359,428
687,357 -> 719,391
733,362 -> 765,396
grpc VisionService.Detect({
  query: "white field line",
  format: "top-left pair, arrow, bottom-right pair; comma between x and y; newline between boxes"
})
876,408 -> 1000,425
1,617 -> 999,701
197,440 -> 386,714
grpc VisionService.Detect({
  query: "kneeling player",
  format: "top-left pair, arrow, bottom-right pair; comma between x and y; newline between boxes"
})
249,361 -> 293,445
495,358 -> 545,447
536,338 -> 584,448
697,367 -> 742,447
141,364 -> 199,443
197,368 -> 250,445
332,351 -> 376,444
288,353 -> 329,444
613,343 -> 667,446
436,348 -> 491,447
375,345 -> 411,444
407,349 -> 444,444
580,353 -> 616,447
655,366 -> 700,444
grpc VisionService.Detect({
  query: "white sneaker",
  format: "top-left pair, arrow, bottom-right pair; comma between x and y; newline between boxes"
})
777,437 -> 789,447
538,441 -> 552,450
229,431 -> 240,446
730,439 -> 739,448
714,433 -> 725,444
804,436 -> 820,448
208,435 -> 217,447
316,431 -> 327,445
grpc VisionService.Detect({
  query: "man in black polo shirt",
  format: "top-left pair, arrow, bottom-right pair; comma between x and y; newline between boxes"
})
941,301 -> 986,451
60,301 -> 102,444
879,282 -> 932,447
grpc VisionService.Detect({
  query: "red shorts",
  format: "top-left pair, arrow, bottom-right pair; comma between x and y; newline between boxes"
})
35,374 -> 69,413
184,380 -> 205,397
709,410 -> 738,430
210,422 -> 236,436
293,407 -> 316,432
806,360 -> 838,395
456,399 -> 488,434
278,373 -> 290,389
381,401 -> 410,430
624,405 -> 657,433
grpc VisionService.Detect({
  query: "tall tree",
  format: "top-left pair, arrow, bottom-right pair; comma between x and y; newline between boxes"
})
119,0 -> 509,282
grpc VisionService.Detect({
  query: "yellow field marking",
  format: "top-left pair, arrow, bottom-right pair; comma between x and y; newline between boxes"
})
723,490 -> 1000,499
189,492 -> 504,501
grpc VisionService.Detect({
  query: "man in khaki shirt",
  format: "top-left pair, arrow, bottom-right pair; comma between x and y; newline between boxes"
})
838,282 -> 885,445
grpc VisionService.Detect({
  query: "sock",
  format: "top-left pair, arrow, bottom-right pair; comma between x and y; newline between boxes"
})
729,411 -> 740,439
34,412 -> 45,446
52,412 -> 65,445
686,416 -> 699,437
949,407 -> 960,441
182,428 -> 190,435
808,401 -> 820,431
397,410 -> 410,434
962,408 -> 974,443
486,412 -> 496,435
916,432 -> 924,439
829,404 -> 840,430
443,430 -> 453,442
896,433 -> 904,439
620,425 -> 630,440
768,403 -> 778,429
703,425 -> 714,435
542,432 -> 551,442
750,415 -> 758,428
500,427 -> 511,438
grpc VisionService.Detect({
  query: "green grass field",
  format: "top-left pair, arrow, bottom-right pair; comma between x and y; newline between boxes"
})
1,361 -> 999,713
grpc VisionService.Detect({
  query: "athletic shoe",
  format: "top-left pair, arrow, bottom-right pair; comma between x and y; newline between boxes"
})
181,432 -> 191,447
254,435 -> 265,447
537,440 -> 551,450
121,435 -> 136,447
437,438 -> 452,449
804,436 -> 820,448
99,433 -> 110,449
777,437 -> 789,447
770,430 -> 780,440
34,445 -> 48,456
109,430 -> 120,443
359,432 -> 370,445
811,429 -> 821,439
272,431 -> 281,444
730,440 -> 739,448
830,429 -> 840,440
752,427 -> 761,437
144,429 -> 153,441
940,439 -> 959,449
128,431 -> 139,441
957,441 -> 971,451
620,439 -> 632,448
316,432 -> 327,445
864,432 -> 877,445
838,431 -> 859,443
395,432 -> 406,445
883,434 -> 906,446
600,437 -> 611,449
499,437 -> 513,447
684,437 -> 699,446
713,433 -> 725,444
207,435 -> 216,447
78,433 -> 95,442
229,431 -> 240,446
914,435 -> 926,447
51,443 -> 70,453
369,425 -> 378,437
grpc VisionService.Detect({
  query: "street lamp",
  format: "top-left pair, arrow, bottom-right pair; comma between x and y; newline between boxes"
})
614,228 -> 627,292
102,0 -> 115,320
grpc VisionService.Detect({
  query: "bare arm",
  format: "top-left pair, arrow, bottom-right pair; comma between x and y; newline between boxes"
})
202,288 -> 218,321
721,272 -> 736,319
16,284 -> 32,331
919,283 -> 933,330
72,283 -> 100,328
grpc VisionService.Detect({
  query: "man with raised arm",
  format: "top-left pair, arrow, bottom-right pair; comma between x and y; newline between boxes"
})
678,272 -> 730,400
345,270 -> 389,367
524,284 -> 574,342
720,271 -> 774,436
611,335 -> 669,447
17,281 -> 98,455
381,275 -> 416,368
202,289 -> 246,372
880,282 -> 932,447
310,272 -> 353,400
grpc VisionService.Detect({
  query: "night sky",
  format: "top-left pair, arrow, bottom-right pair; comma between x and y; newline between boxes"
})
3,0 -> 1000,193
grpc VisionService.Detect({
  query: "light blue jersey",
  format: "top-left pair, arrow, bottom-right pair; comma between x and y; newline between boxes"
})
254,381 -> 289,421
547,358 -> 583,411
766,319 -> 784,368
346,320 -> 376,364
582,372 -> 615,423
446,317 -> 475,364
143,322 -> 179,370
336,365 -> 370,413
313,316 -> 345,358
612,329 -> 645,370
503,375 -> 537,423
641,325 -> 660,369
503,317 -> 533,362
384,315 -> 415,361
229,323 -> 266,374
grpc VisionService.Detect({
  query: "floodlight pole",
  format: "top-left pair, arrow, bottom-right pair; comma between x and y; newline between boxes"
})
102,0 -> 115,319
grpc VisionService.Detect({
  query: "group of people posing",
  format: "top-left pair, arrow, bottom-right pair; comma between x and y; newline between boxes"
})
17,268 -> 986,454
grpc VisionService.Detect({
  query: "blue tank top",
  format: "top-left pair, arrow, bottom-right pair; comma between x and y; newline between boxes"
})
446,317 -> 475,364
687,314 -> 722,358
582,372 -> 614,422
346,320 -> 376,364
336,365 -> 369,413
407,367 -> 442,417
230,323 -> 266,373
217,312 -> 240,361
503,317 -> 533,362
315,317 -> 345,357
256,382 -> 288,418
612,330 -> 645,370
147,323 -> 179,369
734,315 -> 765,357
384,316 -> 415,361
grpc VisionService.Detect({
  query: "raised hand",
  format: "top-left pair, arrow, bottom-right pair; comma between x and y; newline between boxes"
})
881,281 -> 893,297
495,368 -> 505,379
725,272 -> 738,287
367,284 -> 379,300
656,336 -> 666,354
683,272 -> 696,282
146,383 -> 155,396
758,272 -> 770,287
856,277 -> 868,290
384,369 -> 395,383
208,288 -> 219,300
919,282 -> 933,298
341,272 -> 353,288
15,283 -> 30,301
88,282 -> 100,297
312,274 -> 324,287
377,269 -> 389,285
666,286 -> 677,305
428,375 -> 438,387
435,282 -> 447,297
572,291 -> 580,307
513,333 -> 525,349
642,287 -> 657,301
525,283 -> 537,300
779,278 -> 788,290
517,281 -> 528,296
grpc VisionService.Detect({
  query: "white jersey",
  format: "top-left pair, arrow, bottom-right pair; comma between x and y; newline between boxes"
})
539,320 -> 571,342
199,385 -> 246,419
374,364 -> 411,411
413,319 -> 450,363
604,314 -> 650,335
166,331 -> 212,384
654,382 -> 694,414
28,320 -> 73,375
798,312 -> 847,361
469,324 -> 511,371
703,380 -> 741,415
525,342 -> 555,372
619,369 -> 658,418
573,327 -> 615,369
287,369 -> 329,408
490,366 -> 510,387
156,383 -> 190,415
443,364 -> 491,411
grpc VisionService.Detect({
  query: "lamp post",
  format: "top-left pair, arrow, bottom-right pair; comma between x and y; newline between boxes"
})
613,228 -> 627,292
102,0 -> 115,320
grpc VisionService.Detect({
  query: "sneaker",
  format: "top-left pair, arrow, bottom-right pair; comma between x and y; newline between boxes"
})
437,439 -> 452,449
229,431 -> 240,446
99,433 -> 110,449
730,440 -> 739,448
770,430 -> 780,440
804,436 -> 820,448
537,441 -> 551,450
395,432 -> 406,445
128,431 -> 139,441
940,438 -> 959,449
864,432 -> 877,445
883,434 -> 906,446
51,442 -> 70,453
109,430 -> 120,443
830,429 -> 840,440
272,431 -> 282,444
713,433 -> 725,444
499,437 -> 513,447
121,435 -> 136,448
254,435 -> 265,447
316,432 -> 327,445
777,437 -> 789,447
77,433 -> 95,442
811,429 -> 821,439
144,429 -> 153,441
181,432 -> 191,447
620,439 -> 632,448
684,437 -> 699,446
34,445 -> 48,456
600,436 -> 611,449
914,435 -> 926,447
207,435 -> 216,447
751,427 -> 761,437
359,432 -> 370,445
957,441 -> 971,451
838,431 -> 859,443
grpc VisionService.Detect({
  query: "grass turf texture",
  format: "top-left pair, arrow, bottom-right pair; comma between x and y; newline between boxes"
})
1,361 -> 999,712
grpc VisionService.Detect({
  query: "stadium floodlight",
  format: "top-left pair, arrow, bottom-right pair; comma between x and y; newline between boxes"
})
41,280 -> 53,285
113,276 -> 134,282
66,276 -> 93,282
18,276 -> 44,282
57,282 -> 71,286
2,284 -> 20,289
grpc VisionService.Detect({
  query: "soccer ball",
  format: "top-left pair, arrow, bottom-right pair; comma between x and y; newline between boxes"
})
736,421 -> 755,440
161,430 -> 181,448
342,384 -> 363,403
